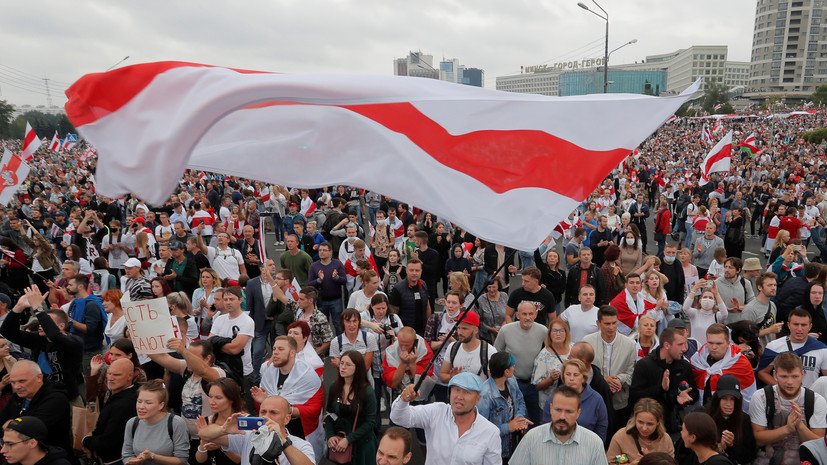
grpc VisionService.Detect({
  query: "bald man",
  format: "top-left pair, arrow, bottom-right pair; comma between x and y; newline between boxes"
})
82,359 -> 140,463
0,361 -> 72,461
199,396 -> 315,465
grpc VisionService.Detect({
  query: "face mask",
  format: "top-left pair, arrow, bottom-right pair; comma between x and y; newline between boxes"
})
700,298 -> 716,310
664,255 -> 676,264
376,218 -> 389,225
626,238 -> 636,246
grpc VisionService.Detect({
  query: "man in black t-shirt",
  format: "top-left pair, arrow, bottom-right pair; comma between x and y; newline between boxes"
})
505,266 -> 556,326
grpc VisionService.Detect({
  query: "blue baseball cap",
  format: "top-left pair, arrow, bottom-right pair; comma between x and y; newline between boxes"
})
0,293 -> 10,306
448,372 -> 483,393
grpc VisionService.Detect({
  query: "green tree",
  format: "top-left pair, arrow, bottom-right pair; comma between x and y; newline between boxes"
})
702,84 -> 731,114
10,110 -> 76,140
0,100 -> 14,139
811,84 -> 827,105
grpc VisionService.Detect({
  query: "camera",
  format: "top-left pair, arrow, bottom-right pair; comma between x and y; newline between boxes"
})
379,324 -> 394,342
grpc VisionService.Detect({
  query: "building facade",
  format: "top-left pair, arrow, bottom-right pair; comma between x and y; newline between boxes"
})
393,51 -> 483,87
746,0 -> 827,98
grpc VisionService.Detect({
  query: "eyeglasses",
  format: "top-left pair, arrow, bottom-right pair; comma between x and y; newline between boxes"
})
0,439 -> 29,448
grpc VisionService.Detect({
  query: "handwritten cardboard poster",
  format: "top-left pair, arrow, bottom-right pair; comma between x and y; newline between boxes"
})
122,297 -> 179,354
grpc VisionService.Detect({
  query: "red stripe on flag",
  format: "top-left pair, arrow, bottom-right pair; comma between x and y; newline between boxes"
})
340,102 -> 630,200
65,62 -> 271,127
258,223 -> 267,262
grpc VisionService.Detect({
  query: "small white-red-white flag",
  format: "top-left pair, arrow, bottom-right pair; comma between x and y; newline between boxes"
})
300,196 -> 316,217
699,130 -> 733,186
48,132 -> 61,151
21,122 -> 41,162
0,149 -> 31,205
286,278 -> 301,301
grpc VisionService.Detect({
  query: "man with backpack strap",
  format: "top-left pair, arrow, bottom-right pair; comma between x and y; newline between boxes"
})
716,257 -> 756,325
439,310 -> 497,384
749,352 -> 827,465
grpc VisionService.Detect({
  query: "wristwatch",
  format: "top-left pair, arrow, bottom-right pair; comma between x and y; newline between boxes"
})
149,452 -> 156,461
281,436 -> 292,449
68,318 -> 74,326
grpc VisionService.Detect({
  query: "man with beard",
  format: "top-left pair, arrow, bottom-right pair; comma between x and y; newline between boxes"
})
391,372 -> 501,464
253,336 -> 325,461
509,385 -> 606,464
439,311 -> 497,384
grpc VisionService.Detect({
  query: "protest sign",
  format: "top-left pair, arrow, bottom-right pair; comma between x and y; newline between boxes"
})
122,297 -> 180,354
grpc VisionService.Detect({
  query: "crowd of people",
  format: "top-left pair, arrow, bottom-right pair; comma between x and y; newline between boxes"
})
1,104 -> 827,465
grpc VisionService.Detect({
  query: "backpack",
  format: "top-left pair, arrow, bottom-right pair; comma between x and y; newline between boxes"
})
449,341 -> 489,377
208,326 -> 245,386
336,330 -> 368,352
739,277 -> 752,305
764,384 -> 815,428
131,414 -> 174,443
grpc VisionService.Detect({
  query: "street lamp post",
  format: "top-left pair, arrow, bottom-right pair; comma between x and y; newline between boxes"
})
578,1 -> 609,93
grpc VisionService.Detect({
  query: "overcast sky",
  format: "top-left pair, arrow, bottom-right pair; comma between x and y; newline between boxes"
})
2,0 -> 756,107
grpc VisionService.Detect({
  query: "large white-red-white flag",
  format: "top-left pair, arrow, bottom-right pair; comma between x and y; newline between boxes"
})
21,122 -> 41,162
64,62 -> 698,250
48,132 -> 61,152
699,130 -> 733,186
0,149 -> 31,205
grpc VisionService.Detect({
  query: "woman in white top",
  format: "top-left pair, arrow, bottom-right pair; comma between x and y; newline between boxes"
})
683,279 -> 728,346
606,205 -> 622,232
346,270 -> 386,312
642,271 -> 671,323
633,314 -> 659,361
532,319 -> 571,408
191,269 -> 220,334
102,288 -> 127,342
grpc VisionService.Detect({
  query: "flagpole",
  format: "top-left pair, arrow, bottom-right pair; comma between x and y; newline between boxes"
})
412,247 -> 518,393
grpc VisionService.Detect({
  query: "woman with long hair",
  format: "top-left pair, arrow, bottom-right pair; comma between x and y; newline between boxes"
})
347,269 -> 385,313
470,237 -> 489,294
536,249 -> 566,311
620,229 -> 643,276
381,249 -> 405,296
642,272 -> 670,326
632,314 -> 659,360
475,280 -> 507,345
705,374 -> 756,465
533,319 -> 571,408
122,380 -> 190,465
607,205 -> 622,231
150,277 -> 172,298
683,280 -> 727,346
478,352 -> 528,462
192,268 -> 220,335
601,244 -> 626,302
19,223 -> 57,293
324,350 -> 378,465
679,248 -> 699,298
447,271 -> 473,307
680,412 -> 734,465
607,398 -> 675,464
134,232 -> 153,268
542,359 -> 608,442
768,229 -> 791,264
167,292 -> 198,343
194,378 -> 244,465
102,289 -> 127,342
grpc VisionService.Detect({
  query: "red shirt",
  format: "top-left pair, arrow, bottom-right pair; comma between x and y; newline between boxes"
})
779,215 -> 802,239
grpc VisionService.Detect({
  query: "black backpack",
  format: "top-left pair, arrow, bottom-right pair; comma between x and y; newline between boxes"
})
764,384 -> 815,428
131,414 -> 174,443
208,326 -> 245,386
449,341 -> 489,377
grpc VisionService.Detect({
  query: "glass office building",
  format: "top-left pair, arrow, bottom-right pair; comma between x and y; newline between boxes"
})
559,70 -> 668,96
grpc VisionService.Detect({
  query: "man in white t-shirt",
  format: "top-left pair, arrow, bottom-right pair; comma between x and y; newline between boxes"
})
750,352 -> 827,465
560,285 -> 599,342
209,287 -> 255,376
439,311 -> 497,383
757,309 -> 827,389
197,231 -> 246,281
197,395 -> 315,465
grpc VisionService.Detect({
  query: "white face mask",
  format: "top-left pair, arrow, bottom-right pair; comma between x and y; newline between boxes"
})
376,218 -> 389,225
700,298 -> 716,311
626,238 -> 636,246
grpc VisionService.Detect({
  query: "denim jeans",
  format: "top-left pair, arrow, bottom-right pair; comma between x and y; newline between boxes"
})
518,251 -> 535,269
472,269 -> 488,295
318,297 -> 344,335
684,222 -> 694,248
517,379 -> 542,427
271,213 -> 285,242
252,320 -> 272,382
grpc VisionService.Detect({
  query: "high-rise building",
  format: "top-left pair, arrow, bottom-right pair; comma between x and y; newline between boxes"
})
746,0 -> 827,98
393,51 -> 483,87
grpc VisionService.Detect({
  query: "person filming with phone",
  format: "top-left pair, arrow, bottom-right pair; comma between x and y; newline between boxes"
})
196,395 -> 314,465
